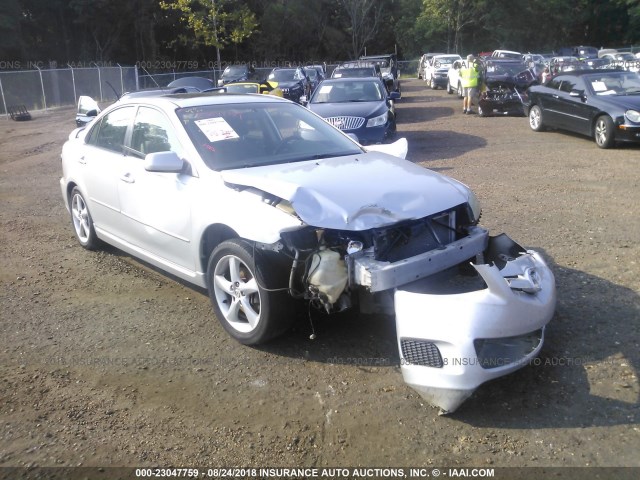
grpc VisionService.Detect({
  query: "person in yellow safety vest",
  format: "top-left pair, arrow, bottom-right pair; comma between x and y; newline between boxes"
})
460,54 -> 480,114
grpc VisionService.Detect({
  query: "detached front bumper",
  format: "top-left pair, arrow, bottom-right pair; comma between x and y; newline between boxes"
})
394,234 -> 556,413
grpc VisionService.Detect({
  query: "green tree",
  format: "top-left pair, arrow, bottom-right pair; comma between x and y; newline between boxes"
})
0,0 -> 23,61
160,0 -> 258,63
338,0 -> 384,58
421,0 -> 488,54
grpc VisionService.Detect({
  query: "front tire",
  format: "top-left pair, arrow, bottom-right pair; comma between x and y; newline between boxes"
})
528,105 -> 545,132
457,82 -> 463,98
70,187 -> 99,250
207,239 -> 293,345
430,77 -> 437,90
594,115 -> 615,148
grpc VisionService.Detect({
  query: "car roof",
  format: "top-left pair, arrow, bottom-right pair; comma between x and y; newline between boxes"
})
337,61 -> 376,68
483,58 -> 525,64
115,92 -> 290,109
321,77 -> 382,84
551,69 -> 626,77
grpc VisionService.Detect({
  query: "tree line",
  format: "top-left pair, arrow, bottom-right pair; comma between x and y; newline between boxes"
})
1,0 -> 638,69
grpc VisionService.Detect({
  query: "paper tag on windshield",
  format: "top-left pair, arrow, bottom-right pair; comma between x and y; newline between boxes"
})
195,117 -> 239,142
591,81 -> 606,92
319,85 -> 333,94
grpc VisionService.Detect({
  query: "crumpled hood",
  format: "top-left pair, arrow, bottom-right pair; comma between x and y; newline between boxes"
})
486,69 -> 537,90
220,152 -> 471,231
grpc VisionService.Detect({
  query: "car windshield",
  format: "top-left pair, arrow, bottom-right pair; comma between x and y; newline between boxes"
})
333,68 -> 374,78
224,84 -> 259,94
586,72 -> 640,95
305,69 -> 318,80
616,53 -> 636,61
369,59 -> 390,68
310,80 -> 384,103
433,56 -> 459,65
268,69 -> 298,82
177,102 -> 362,170
486,63 -> 528,76
222,66 -> 247,77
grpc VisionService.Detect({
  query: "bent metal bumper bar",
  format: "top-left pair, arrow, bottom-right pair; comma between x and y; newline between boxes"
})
351,226 -> 489,292
393,234 -> 557,413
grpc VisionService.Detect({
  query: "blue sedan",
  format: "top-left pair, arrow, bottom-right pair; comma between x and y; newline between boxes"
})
305,77 -> 399,144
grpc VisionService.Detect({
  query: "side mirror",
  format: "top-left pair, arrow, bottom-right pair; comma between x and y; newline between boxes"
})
85,109 -> 98,117
388,91 -> 401,100
144,151 -> 184,173
569,89 -> 585,99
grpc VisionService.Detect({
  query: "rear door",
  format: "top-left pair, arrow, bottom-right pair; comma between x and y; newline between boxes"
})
81,106 -> 136,239
534,77 -> 564,127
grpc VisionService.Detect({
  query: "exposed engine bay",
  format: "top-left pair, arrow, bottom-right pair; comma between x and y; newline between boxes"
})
262,202 -> 482,315
478,61 -> 538,117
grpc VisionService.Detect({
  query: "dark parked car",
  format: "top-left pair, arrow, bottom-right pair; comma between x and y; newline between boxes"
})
267,67 -> 310,103
303,66 -> 325,94
575,45 -> 599,60
526,69 -> 640,148
478,59 -> 538,117
306,77 -> 399,144
331,61 -> 382,80
218,64 -> 257,86
359,54 -> 400,95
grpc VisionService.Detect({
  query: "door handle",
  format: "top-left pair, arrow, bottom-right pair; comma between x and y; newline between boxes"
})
120,173 -> 135,184
552,94 -> 559,99
78,156 -> 86,165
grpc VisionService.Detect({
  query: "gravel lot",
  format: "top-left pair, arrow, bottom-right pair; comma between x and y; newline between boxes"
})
1,79 -> 639,474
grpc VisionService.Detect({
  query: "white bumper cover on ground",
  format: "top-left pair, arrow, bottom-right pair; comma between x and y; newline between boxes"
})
394,235 -> 556,413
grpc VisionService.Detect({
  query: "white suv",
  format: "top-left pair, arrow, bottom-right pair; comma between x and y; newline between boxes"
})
424,54 -> 462,90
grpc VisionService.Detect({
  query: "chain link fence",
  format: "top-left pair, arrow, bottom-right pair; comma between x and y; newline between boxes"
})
137,61 -> 421,89
0,65 -> 138,117
0,59 -> 425,117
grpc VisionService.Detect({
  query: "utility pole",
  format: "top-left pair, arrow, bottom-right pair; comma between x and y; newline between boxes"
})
211,0 -> 222,81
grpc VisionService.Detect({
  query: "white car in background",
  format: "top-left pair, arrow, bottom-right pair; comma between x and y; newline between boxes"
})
424,54 -> 462,90
447,59 -> 467,97
418,52 -> 445,80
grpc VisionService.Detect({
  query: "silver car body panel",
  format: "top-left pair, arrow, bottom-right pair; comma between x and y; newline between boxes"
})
219,153 -> 472,231
395,245 -> 556,413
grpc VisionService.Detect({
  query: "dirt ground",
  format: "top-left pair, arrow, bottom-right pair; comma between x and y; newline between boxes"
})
1,79 -> 639,474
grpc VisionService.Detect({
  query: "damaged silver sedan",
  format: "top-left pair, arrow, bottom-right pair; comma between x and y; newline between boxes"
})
60,93 -> 555,412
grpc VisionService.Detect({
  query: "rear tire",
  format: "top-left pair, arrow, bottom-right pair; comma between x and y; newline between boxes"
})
528,105 -> 545,132
69,187 -> 99,250
594,115 -> 615,148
